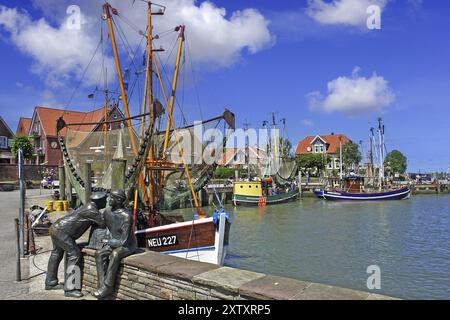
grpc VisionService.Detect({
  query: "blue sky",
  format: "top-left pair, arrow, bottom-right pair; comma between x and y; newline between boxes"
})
0,0 -> 449,172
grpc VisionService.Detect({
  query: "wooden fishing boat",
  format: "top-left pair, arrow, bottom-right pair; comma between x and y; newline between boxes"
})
58,2 -> 234,265
314,176 -> 410,201
232,115 -> 299,206
233,180 -> 299,206
135,209 -> 230,265
314,187 -> 411,201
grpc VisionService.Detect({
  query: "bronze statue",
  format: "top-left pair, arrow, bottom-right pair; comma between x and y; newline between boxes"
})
94,189 -> 137,299
45,192 -> 107,298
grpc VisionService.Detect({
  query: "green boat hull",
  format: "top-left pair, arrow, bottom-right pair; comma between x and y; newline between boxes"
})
233,189 -> 299,206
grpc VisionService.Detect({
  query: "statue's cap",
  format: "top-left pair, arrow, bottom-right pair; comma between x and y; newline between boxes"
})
90,192 -> 107,201
110,189 -> 126,201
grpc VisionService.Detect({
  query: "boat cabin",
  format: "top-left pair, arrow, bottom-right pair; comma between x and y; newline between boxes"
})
343,176 -> 364,193
233,178 -> 277,197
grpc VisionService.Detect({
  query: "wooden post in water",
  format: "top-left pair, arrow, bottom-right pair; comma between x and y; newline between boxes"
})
111,159 -> 126,191
58,165 -> 66,200
65,167 -> 73,207
298,171 -> 302,198
197,190 -> 202,207
84,162 -> 92,204
221,192 -> 226,205
208,194 -> 214,207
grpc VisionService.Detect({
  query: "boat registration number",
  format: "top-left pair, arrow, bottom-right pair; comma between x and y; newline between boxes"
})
147,234 -> 179,248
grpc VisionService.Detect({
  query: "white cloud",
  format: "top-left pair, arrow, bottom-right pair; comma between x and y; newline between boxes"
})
0,5 -> 115,88
301,119 -> 314,127
308,67 -> 395,115
306,0 -> 388,27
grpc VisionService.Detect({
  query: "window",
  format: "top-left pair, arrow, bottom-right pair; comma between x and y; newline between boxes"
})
334,159 -> 340,169
0,136 -> 7,148
320,145 -> 324,153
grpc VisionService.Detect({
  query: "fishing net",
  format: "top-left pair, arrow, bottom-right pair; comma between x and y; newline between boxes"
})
60,109 -> 235,209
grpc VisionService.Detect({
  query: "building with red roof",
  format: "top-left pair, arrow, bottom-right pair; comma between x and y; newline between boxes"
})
26,105 -> 123,165
295,133 -> 352,172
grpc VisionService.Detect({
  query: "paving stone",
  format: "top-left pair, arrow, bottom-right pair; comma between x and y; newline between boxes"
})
239,275 -> 310,300
124,251 -> 180,272
156,258 -> 219,281
193,267 -> 265,294
292,283 -> 370,300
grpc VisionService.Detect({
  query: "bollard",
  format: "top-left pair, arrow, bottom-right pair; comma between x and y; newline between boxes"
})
59,165 -> 66,200
14,218 -> 21,282
84,162 -> 92,204
111,159 -> 126,191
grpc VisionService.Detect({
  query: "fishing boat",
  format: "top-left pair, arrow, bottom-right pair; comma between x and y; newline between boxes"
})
314,118 -> 411,202
233,179 -> 298,206
314,176 -> 411,201
233,114 -> 299,206
57,2 -> 233,265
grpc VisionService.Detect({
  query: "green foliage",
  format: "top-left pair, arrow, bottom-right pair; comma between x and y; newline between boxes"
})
297,153 -> 327,175
384,150 -> 407,174
11,135 -> 34,160
337,141 -> 362,168
214,167 -> 238,179
279,137 -> 293,158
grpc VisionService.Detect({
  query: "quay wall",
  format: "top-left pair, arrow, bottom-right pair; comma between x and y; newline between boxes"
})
0,164 -> 58,182
81,248 -> 396,300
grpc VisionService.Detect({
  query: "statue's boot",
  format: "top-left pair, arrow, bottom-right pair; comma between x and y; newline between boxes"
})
45,279 -> 63,290
64,290 -> 83,298
93,284 -> 113,299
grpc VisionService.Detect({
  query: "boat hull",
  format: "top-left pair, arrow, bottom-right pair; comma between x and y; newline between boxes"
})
233,189 -> 299,206
314,187 -> 411,201
135,213 -> 230,265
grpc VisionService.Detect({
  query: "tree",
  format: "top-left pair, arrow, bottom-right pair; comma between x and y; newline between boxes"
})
297,153 -> 327,176
11,135 -> 34,160
337,141 -> 362,171
384,150 -> 407,174
279,137 -> 293,159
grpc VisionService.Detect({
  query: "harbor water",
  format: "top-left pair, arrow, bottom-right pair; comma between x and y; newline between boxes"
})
177,194 -> 450,299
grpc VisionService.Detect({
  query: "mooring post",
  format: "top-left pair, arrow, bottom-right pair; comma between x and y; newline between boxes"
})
208,194 -> 213,207
197,190 -> 203,207
111,159 -> 126,190
84,162 -> 92,204
18,149 -> 25,257
59,165 -> 66,200
298,171 -> 302,198
14,218 -> 21,282
221,192 -> 226,204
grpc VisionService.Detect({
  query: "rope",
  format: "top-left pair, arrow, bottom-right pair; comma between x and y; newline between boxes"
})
63,38 -> 102,112
186,35 -> 204,121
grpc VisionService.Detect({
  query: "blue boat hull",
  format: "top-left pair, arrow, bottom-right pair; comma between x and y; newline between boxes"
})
314,187 -> 411,201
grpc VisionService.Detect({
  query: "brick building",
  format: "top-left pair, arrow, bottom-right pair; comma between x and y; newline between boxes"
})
25,105 -> 124,166
295,134 -> 351,173
0,116 -> 14,164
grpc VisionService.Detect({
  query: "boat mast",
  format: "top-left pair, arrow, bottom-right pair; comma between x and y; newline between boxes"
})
103,2 -> 137,155
339,136 -> 343,180
103,68 -> 109,156
243,120 -> 250,180
280,118 -> 286,158
378,117 -> 384,188
369,127 -> 375,180
151,27 -> 203,215
162,25 -> 185,156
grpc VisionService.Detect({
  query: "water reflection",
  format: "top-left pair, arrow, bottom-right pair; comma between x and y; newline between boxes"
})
175,194 -> 450,299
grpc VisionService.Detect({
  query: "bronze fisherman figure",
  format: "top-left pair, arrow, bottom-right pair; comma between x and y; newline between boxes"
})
94,189 -> 137,299
45,192 -> 107,298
